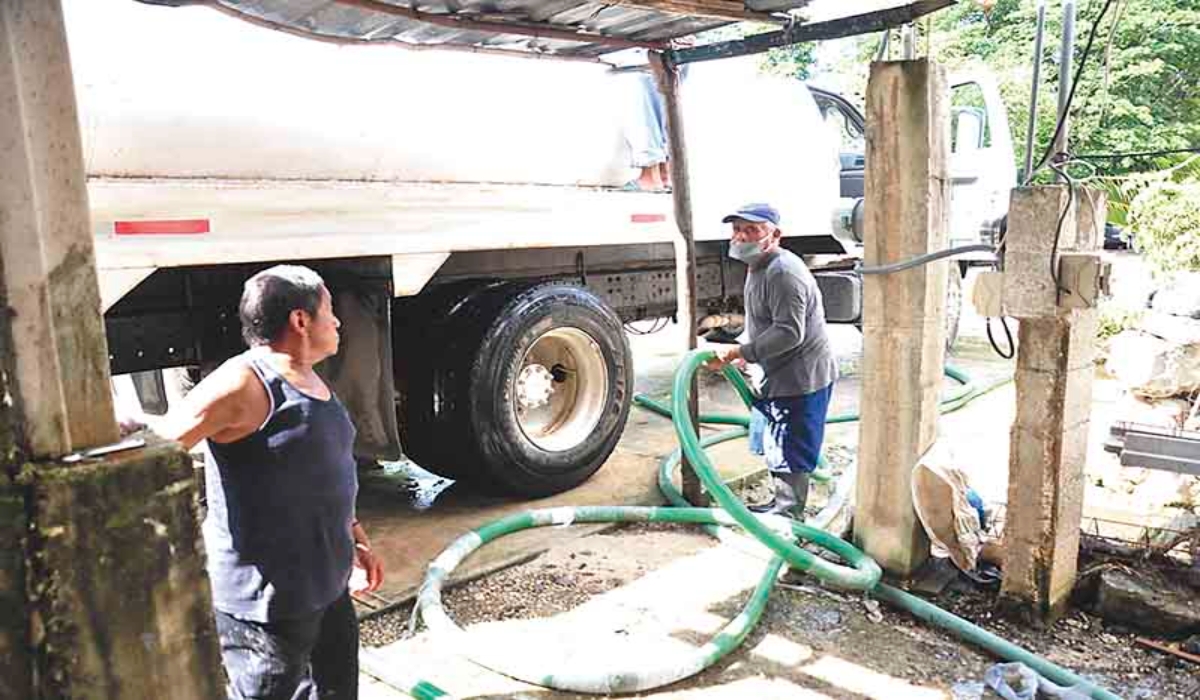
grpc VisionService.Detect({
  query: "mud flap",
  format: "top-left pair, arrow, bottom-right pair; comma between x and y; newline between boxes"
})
320,287 -> 402,462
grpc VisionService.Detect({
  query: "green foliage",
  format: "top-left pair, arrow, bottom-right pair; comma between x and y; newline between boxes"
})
1092,156 -> 1200,274
928,0 -> 1200,181
691,23 -> 818,80
1129,182 -> 1200,276
691,22 -> 820,79
1096,303 -> 1142,342
761,42 -> 818,80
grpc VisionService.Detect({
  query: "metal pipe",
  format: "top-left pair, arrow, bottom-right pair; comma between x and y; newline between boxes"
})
650,49 -> 705,506
874,29 -> 891,62
1054,0 -> 1076,181
1022,0 -> 1047,181
669,0 -> 954,65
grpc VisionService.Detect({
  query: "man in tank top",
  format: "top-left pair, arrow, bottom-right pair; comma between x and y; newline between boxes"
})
161,264 -> 384,699
706,203 -> 839,521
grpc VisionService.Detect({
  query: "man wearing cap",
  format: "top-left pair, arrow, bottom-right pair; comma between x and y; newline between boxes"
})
707,203 -> 838,520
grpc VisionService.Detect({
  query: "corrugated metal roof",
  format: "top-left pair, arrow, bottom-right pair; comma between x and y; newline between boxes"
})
140,1 -> 953,61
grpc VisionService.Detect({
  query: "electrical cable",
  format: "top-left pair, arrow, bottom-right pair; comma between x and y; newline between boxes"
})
624,317 -> 670,335
1047,160 -> 1077,294
856,244 -> 995,276
986,316 -> 1015,360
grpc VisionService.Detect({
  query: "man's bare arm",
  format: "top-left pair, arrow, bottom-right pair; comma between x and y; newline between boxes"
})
159,362 -> 269,450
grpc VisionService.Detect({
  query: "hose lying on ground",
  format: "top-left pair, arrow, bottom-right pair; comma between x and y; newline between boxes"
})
364,351 -> 1120,700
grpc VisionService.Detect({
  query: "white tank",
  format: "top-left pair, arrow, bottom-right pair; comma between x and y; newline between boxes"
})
66,0 -> 837,239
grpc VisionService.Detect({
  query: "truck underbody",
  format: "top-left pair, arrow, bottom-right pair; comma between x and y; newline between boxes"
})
100,181 -> 864,499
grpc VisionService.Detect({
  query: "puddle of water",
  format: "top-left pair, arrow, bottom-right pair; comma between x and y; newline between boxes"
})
363,459 -> 454,511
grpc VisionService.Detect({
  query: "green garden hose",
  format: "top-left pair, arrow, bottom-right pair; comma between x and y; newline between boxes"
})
667,349 -> 1121,700
380,350 -> 1120,699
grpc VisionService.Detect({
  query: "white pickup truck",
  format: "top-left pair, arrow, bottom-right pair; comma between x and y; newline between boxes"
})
77,0 -> 1012,496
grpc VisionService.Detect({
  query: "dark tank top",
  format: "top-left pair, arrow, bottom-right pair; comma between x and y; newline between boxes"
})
203,350 -> 358,621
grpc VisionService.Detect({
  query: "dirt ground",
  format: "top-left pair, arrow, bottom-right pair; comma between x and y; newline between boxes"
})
357,254 -> 1199,698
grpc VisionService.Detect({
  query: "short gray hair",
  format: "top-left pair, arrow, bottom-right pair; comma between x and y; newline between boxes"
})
238,265 -> 326,346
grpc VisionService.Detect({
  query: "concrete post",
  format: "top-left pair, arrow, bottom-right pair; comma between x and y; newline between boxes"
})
0,2 -> 225,695
0,448 -> 31,700
23,439 -> 225,700
0,0 -> 118,457
855,59 -> 950,577
999,185 -> 1105,624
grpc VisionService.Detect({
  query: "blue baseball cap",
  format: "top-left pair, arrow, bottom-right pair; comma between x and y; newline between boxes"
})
722,203 -> 780,226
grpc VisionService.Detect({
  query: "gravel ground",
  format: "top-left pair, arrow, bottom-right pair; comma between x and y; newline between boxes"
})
361,516 -> 1198,699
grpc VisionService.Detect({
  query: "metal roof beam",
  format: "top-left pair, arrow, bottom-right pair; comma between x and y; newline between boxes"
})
667,0 -> 955,64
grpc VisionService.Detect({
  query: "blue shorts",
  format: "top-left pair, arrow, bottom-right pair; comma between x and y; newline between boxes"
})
751,383 -> 834,475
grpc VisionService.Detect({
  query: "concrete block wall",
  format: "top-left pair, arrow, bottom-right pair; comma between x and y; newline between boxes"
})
999,185 -> 1105,623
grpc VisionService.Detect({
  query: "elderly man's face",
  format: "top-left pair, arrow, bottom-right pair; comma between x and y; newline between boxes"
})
730,221 -> 776,243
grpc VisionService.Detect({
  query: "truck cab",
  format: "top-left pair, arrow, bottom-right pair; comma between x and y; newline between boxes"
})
805,70 -> 1016,348
808,70 -> 1015,259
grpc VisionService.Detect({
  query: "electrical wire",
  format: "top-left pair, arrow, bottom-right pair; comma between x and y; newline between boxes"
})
1047,160 -> 1076,295
986,316 -> 1015,360
1024,0 -> 1118,185
856,244 -> 995,276
1075,146 -> 1200,160
624,317 -> 670,335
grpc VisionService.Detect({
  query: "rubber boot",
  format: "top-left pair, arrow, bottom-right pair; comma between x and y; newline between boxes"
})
748,472 -> 810,520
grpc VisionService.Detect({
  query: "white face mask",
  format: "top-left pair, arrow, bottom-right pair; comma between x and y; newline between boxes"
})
729,240 -> 768,264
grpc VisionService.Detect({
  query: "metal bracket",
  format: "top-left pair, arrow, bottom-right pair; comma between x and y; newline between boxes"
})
1057,253 -> 1111,310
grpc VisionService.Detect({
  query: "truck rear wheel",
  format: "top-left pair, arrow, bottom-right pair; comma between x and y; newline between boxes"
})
395,281 -> 631,497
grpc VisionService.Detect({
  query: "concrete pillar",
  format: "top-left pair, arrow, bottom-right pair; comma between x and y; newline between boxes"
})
0,0 -> 118,457
24,438 -> 224,699
1,460 -> 32,700
1000,186 -> 1105,623
855,59 -> 950,576
0,2 -> 224,696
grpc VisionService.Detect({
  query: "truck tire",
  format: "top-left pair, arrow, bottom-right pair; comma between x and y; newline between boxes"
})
396,281 -> 632,497
393,280 -> 505,481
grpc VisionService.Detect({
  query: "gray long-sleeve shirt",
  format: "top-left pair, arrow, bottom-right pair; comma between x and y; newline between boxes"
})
739,248 -> 838,398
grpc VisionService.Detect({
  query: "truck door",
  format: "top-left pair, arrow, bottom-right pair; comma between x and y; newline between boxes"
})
947,75 -> 1016,255
809,87 -> 866,199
